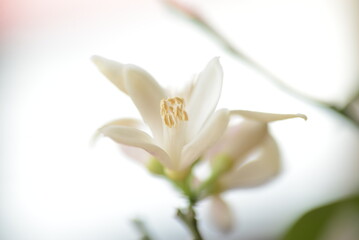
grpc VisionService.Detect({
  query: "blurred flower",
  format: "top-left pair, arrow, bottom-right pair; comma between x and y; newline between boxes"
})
92,56 -> 229,175
214,111 -> 306,191
206,111 -> 306,231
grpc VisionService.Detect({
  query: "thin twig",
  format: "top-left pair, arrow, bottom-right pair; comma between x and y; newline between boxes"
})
132,218 -> 154,240
177,203 -> 203,240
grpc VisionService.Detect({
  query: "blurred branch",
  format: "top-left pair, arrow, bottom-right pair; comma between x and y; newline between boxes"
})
336,88 -> 359,127
162,0 -> 359,129
344,83 -> 359,109
132,218 -> 154,240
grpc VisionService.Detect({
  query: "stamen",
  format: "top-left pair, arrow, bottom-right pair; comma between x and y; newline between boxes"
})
160,97 -> 189,128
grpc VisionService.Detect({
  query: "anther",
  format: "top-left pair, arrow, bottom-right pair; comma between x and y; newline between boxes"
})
160,97 -> 189,128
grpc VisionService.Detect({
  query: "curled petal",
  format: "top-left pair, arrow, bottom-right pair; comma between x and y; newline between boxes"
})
90,118 -> 142,146
220,135 -> 280,190
231,110 -> 307,123
209,195 -> 233,233
187,57 -> 223,137
100,126 -> 173,169
180,109 -> 229,170
124,65 -> 166,142
91,55 -> 128,94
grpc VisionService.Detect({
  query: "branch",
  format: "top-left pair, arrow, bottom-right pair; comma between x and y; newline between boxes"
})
163,0 -> 359,129
132,218 -> 154,240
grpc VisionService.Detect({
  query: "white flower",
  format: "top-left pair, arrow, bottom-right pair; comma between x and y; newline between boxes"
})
92,56 -> 229,173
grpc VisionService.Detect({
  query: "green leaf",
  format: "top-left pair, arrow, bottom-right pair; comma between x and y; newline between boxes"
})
282,195 -> 359,240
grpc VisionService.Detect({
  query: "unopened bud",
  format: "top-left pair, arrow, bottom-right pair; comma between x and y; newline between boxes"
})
211,154 -> 234,176
146,157 -> 164,175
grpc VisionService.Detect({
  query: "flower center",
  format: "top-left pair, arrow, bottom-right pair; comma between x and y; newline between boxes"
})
160,97 -> 189,128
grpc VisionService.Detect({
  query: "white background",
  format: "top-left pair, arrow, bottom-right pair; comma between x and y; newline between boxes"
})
1,0 -> 359,239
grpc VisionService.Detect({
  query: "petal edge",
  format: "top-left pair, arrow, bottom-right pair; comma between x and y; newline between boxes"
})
92,55 -> 128,94
186,57 -> 223,137
124,65 -> 166,141
100,126 -> 172,169
231,110 -> 307,123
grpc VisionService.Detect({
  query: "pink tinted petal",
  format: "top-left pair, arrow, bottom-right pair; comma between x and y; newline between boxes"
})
220,135 -> 280,190
209,195 -> 233,233
208,120 -> 268,166
120,145 -> 151,165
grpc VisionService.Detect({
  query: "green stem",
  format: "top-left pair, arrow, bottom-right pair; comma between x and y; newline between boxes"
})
166,168 -> 203,239
177,202 -> 203,240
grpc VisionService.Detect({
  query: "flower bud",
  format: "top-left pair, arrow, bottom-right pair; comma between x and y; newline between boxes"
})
146,157 -> 164,175
211,154 -> 234,176
209,195 -> 234,232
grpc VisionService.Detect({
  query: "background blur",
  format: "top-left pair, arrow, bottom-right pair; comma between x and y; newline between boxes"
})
1,0 -> 359,239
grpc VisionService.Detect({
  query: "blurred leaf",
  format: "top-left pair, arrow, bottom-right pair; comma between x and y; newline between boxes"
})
282,195 -> 359,240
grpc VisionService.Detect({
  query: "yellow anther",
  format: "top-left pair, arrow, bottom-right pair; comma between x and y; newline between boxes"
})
160,97 -> 189,128
175,97 -> 184,104
183,111 -> 188,121
176,108 -> 181,118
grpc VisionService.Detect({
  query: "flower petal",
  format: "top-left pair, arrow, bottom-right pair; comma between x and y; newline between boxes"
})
120,145 -> 151,165
100,125 -> 173,169
231,110 -> 307,123
180,109 -> 229,170
209,195 -> 233,233
90,118 -> 142,147
91,55 -> 128,94
208,120 -> 268,166
220,135 -> 280,190
124,65 -> 166,142
186,57 -> 223,137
